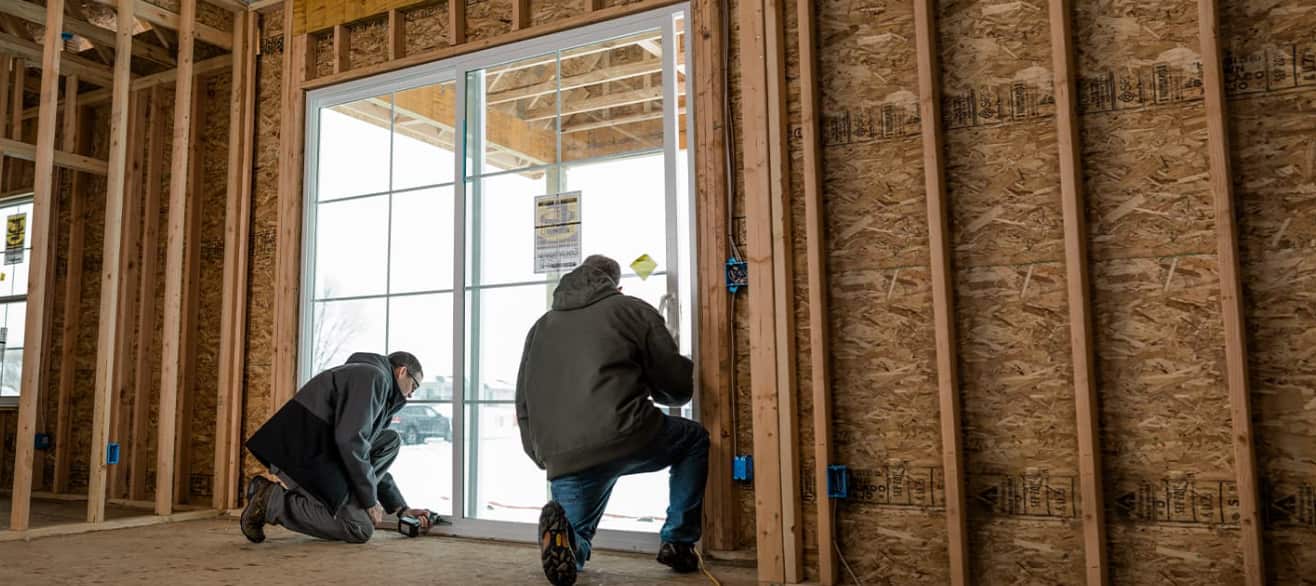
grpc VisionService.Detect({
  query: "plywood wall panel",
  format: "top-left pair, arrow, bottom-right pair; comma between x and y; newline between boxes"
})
348,16 -> 391,71
404,2 -> 450,54
466,0 -> 514,43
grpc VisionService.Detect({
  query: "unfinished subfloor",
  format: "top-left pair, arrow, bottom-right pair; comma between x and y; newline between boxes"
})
0,518 -> 756,585
0,497 -> 146,530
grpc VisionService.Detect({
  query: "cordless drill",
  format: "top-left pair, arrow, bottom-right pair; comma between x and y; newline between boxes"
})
398,511 -> 444,538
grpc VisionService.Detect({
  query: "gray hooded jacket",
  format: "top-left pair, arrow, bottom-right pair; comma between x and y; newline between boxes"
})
515,263 -> 694,479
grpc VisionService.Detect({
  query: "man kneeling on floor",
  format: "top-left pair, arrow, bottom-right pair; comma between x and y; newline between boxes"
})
239,351 -> 436,544
517,255 -> 709,585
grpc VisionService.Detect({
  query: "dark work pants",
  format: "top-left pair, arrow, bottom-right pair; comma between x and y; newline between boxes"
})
264,429 -> 402,544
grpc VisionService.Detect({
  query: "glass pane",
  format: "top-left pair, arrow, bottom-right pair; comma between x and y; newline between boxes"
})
598,467 -> 669,533
390,187 -> 455,294
2,301 -> 27,349
389,402 -> 453,515
393,82 -> 457,191
560,29 -> 665,162
467,285 -> 551,401
562,153 -> 668,273
467,172 -> 551,287
308,298 -> 387,374
1,348 -> 21,396
318,95 -> 393,201
387,293 -> 454,397
314,195 -> 389,299
468,403 -> 547,522
470,54 -> 559,176
0,201 -> 35,298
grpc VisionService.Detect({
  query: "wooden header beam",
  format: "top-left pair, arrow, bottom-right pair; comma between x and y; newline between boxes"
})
1199,0 -> 1265,582
1048,0 -> 1108,583
913,0 -> 969,583
8,0 -> 64,533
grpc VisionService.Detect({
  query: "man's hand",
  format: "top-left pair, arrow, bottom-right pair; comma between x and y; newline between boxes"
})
400,508 -> 434,530
367,503 -> 384,525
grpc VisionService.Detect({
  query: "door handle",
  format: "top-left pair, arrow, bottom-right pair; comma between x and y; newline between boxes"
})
658,292 -> 679,346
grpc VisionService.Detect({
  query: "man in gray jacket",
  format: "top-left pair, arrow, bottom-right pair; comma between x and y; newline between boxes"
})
517,255 -> 708,586
239,351 -> 435,544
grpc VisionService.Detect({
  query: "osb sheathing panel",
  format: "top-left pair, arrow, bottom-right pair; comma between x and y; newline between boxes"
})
404,2 -> 450,55
811,0 -> 950,580
242,15 -> 285,483
1221,1 -> 1316,580
466,0 -> 514,43
530,0 -> 587,27
1091,255 -> 1241,579
348,16 -> 392,71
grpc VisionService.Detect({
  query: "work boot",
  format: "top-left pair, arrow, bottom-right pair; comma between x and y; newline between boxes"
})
240,476 -> 275,543
538,500 -> 577,586
657,542 -> 700,573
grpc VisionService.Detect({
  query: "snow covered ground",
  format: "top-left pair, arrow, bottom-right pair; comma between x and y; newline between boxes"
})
387,414 -> 671,534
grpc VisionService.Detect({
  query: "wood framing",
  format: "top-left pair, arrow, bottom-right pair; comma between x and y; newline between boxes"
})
763,0 -> 802,581
387,8 -> 404,60
87,0 -> 137,525
1048,0 -> 1107,583
87,0 -> 234,50
109,89 -> 149,500
737,0 -> 786,580
174,78 -> 204,506
1198,0 -> 1264,582
0,509 -> 221,543
214,9 -> 257,511
512,0 -> 531,30
272,7 -> 308,412
52,101 -> 86,496
332,24 -> 349,74
796,0 -> 835,581
8,0 -> 64,532
0,56 -> 10,187
448,0 -> 466,46
129,85 -> 166,501
21,56 -> 233,119
0,138 -> 110,175
690,0 -> 734,552
0,32 -> 116,88
0,0 -> 175,66
913,1 -> 968,583
303,0 -> 685,91
156,0 -> 198,516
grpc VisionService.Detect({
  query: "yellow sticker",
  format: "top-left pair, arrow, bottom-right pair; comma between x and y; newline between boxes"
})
0,273 -> 6,281
630,254 -> 658,280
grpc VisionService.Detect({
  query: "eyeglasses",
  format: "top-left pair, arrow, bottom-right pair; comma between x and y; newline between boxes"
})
407,371 -> 422,390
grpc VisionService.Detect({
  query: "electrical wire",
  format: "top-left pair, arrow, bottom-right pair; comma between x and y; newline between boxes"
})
833,506 -> 863,585
695,548 -> 724,586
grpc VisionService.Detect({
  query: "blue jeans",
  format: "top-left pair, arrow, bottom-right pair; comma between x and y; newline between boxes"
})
550,415 -> 709,570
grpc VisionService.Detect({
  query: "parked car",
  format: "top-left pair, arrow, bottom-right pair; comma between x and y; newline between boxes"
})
392,404 -> 451,445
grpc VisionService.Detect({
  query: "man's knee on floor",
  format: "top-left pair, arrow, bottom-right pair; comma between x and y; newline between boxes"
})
342,520 -> 375,544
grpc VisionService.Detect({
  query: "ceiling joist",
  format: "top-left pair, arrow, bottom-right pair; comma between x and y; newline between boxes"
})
0,0 -> 175,66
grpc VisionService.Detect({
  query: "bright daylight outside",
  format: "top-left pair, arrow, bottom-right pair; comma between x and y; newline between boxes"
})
307,14 -> 691,536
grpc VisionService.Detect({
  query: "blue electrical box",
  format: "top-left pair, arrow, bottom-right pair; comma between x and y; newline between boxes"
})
827,465 -> 849,499
732,455 -> 753,482
106,443 -> 120,465
34,433 -> 51,450
725,258 -> 748,293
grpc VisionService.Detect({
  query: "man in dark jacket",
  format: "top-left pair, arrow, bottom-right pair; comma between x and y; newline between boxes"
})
517,255 -> 708,585
239,351 -> 435,544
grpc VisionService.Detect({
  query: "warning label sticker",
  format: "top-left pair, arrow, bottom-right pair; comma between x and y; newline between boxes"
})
534,191 -> 582,274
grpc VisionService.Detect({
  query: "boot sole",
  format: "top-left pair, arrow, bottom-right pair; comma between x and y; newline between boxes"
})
538,501 -> 577,586
240,477 -> 272,544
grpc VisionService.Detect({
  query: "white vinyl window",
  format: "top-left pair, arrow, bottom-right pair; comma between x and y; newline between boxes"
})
0,196 -> 35,410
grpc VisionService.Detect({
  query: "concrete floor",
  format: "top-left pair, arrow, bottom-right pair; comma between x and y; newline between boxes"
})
0,518 -> 757,585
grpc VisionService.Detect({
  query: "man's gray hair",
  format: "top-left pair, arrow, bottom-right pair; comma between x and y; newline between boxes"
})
581,254 -> 621,286
388,351 -> 424,380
